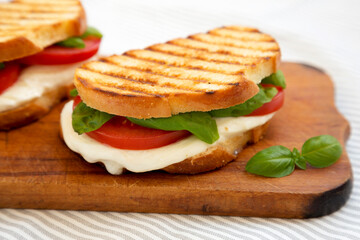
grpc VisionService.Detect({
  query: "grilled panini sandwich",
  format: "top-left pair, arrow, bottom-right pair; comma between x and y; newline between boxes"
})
61,25 -> 286,174
0,0 -> 102,129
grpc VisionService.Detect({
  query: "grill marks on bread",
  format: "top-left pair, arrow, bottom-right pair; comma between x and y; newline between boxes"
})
79,61 -> 224,96
147,44 -> 261,65
209,26 -> 275,41
0,0 -> 82,32
0,0 -> 86,62
189,34 -> 279,51
75,26 -> 280,118
168,38 -> 276,58
125,49 -> 249,75
104,55 -> 245,84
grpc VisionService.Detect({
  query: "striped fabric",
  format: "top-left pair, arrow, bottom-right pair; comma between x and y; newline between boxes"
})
1,0 -> 360,239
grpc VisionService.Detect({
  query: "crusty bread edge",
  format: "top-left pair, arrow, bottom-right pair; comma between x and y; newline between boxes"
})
0,83 -> 74,130
0,1 -> 87,62
74,72 -> 259,119
162,121 -> 270,174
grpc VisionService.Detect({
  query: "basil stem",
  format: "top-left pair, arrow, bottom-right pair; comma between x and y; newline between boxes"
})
246,135 -> 342,178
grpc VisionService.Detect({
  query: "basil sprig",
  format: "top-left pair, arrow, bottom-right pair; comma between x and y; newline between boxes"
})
72,102 -> 114,134
57,26 -> 102,49
0,62 -> 4,70
128,112 -> 219,144
246,135 -> 342,178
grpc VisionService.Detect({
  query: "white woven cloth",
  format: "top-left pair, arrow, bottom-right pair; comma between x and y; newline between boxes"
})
1,0 -> 360,239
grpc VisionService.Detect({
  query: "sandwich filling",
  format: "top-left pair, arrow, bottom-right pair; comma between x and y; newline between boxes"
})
0,62 -> 88,112
0,27 -> 102,112
61,100 -> 275,174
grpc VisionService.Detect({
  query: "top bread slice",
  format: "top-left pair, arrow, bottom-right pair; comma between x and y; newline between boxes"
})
75,25 -> 281,119
0,0 -> 86,62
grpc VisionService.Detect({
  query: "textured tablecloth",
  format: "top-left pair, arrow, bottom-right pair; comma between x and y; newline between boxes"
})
1,0 -> 360,239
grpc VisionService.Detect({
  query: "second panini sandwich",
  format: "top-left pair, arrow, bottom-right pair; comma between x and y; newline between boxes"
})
61,25 -> 286,174
0,0 -> 102,129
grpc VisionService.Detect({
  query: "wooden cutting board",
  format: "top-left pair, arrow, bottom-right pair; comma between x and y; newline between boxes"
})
0,62 -> 352,218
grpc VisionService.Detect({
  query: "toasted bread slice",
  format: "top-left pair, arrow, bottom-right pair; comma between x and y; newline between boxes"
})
0,0 -> 86,62
75,26 -> 280,119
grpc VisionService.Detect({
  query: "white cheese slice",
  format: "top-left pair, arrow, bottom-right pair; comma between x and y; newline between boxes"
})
0,62 -> 85,112
61,101 -> 275,174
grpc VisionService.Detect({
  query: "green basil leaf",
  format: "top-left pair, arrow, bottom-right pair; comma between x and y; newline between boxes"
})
0,62 -> 4,70
56,26 -> 102,49
301,135 -> 342,168
261,70 -> 286,89
128,112 -> 219,144
245,146 -> 294,177
69,89 -> 78,97
81,26 -> 103,39
72,102 -> 114,134
209,86 -> 278,117
57,37 -> 85,49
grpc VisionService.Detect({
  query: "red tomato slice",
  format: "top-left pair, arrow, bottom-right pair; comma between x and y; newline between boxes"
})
246,85 -> 284,116
20,37 -> 101,65
73,97 -> 191,150
86,118 -> 191,150
0,63 -> 20,94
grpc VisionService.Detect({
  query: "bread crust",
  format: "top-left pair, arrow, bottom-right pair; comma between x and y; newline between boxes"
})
0,83 -> 73,130
162,121 -> 270,174
0,0 -> 86,62
74,74 -> 259,119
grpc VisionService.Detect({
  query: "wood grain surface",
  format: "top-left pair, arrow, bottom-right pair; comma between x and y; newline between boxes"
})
0,62 -> 352,218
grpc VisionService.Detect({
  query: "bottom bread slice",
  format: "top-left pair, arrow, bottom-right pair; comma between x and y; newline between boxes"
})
162,121 -> 270,174
83,121 -> 270,175
0,60 -> 93,130
0,83 -> 73,130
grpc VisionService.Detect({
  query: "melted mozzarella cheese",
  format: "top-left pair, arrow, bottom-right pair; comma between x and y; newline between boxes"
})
0,62 -> 85,112
61,101 -> 275,175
